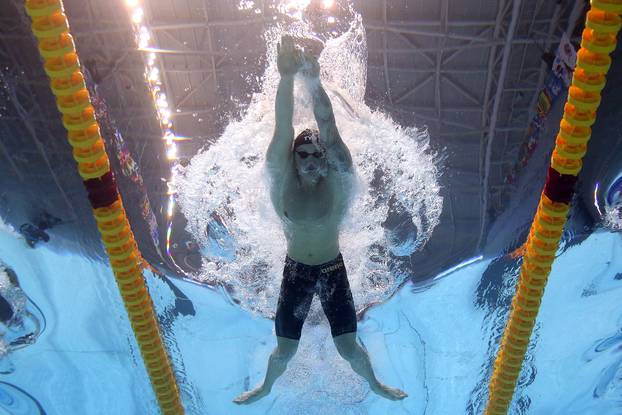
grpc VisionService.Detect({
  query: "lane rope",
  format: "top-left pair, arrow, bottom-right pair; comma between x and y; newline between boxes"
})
23,1 -> 185,413
484,1 -> 622,413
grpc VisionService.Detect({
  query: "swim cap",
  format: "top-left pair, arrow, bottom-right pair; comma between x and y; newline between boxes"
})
293,128 -> 321,151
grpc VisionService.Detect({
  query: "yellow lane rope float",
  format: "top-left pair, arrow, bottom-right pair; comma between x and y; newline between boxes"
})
485,1 -> 622,414
24,1 -> 184,413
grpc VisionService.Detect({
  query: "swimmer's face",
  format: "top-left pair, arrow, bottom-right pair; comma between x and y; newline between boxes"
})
295,143 -> 327,179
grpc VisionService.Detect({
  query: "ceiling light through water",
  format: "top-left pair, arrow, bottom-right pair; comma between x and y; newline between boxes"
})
278,0 -> 311,18
167,197 -> 174,218
238,0 -> 255,10
166,143 -> 177,160
131,7 -> 144,24
147,67 -> 159,83
138,27 -> 151,48
124,0 -> 188,258
284,0 -> 311,9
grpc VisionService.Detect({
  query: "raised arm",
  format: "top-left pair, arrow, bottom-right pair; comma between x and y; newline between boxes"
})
266,36 -> 301,173
304,56 -> 353,172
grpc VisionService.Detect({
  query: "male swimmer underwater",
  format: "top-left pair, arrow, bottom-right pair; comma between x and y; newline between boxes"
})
233,35 -> 407,404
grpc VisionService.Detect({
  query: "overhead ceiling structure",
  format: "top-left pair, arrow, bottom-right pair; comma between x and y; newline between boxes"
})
0,0 -> 586,279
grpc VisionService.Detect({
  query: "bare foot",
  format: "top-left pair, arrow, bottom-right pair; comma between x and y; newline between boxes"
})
371,383 -> 408,401
233,385 -> 270,405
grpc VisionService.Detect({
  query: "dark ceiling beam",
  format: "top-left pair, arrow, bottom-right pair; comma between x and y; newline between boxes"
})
150,17 -> 267,30
438,125 -> 532,136
113,64 -> 493,75
506,0 -> 547,108
0,38 -> 558,58
500,0 -> 561,165
406,110 -> 480,131
23,15 -> 558,32
395,105 -> 483,112
366,23 -> 491,43
369,35 -> 569,53
62,18 -> 267,38
477,0 -> 509,240
107,62 -> 505,76
478,0 -> 523,249
382,0 -> 392,105
169,0 -> 229,110
369,65 -> 490,74
443,75 -> 482,106
393,73 -> 434,105
368,17 -> 560,28
201,0 -> 220,95
174,72 -> 214,108
392,32 -> 436,65
157,29 -> 215,68
435,0 -> 449,119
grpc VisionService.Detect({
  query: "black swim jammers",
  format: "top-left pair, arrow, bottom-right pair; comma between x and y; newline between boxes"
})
275,254 -> 357,340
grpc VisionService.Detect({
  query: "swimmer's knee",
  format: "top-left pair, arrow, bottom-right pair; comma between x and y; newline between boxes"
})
333,333 -> 358,360
274,336 -> 299,361
273,349 -> 296,363
335,343 -> 356,361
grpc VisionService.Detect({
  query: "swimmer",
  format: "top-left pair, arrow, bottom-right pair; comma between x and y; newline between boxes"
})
18,212 -> 62,248
233,35 -> 407,404
19,223 -> 50,248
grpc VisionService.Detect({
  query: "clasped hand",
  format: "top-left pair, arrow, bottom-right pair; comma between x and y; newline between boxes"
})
277,35 -> 321,78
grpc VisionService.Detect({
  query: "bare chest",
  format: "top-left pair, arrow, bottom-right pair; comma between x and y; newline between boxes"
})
282,179 -> 334,224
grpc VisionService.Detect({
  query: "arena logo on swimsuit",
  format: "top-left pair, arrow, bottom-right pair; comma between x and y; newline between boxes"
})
320,262 -> 344,274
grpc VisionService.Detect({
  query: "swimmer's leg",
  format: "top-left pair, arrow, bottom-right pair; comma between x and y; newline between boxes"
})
234,258 -> 313,404
333,332 -> 408,401
317,258 -> 407,401
233,336 -> 300,404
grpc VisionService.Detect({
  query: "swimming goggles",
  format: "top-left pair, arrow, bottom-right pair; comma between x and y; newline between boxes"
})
296,151 -> 323,159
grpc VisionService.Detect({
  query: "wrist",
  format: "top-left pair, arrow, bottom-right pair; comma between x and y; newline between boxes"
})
278,75 -> 295,88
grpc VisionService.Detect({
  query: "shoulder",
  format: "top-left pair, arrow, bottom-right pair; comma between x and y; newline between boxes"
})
266,151 -> 294,177
326,142 -> 353,174
267,157 -> 295,196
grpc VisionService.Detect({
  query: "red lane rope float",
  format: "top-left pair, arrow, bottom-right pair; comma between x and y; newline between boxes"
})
23,1 -> 184,413
484,1 -> 621,414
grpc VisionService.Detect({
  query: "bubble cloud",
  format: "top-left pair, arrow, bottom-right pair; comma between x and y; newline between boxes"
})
174,12 -> 443,317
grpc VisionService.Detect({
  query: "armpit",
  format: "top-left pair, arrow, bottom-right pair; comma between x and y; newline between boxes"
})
327,148 -> 352,172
